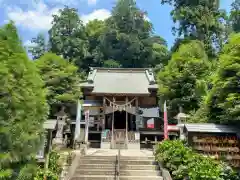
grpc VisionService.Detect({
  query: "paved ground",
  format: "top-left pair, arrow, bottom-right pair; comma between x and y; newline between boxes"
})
86,148 -> 154,157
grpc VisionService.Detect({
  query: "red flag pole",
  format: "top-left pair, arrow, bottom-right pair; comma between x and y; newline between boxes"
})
164,101 -> 168,140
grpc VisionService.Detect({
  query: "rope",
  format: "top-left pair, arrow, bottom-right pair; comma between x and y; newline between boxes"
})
104,97 -> 136,108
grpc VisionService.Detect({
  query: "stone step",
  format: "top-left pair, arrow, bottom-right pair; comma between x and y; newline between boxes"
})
120,170 -> 160,176
119,160 -> 156,165
77,164 -> 115,170
79,159 -> 156,165
78,159 -> 115,165
71,175 -> 163,180
120,176 -> 163,180
70,175 -> 114,180
74,169 -> 160,176
82,156 -> 154,160
73,169 -> 115,176
121,164 -> 159,170
77,164 -> 158,170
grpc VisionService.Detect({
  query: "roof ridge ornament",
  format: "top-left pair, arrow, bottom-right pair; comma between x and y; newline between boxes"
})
145,69 -> 155,85
87,68 -> 97,83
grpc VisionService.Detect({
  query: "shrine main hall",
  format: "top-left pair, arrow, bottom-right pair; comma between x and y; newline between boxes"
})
77,67 -> 177,149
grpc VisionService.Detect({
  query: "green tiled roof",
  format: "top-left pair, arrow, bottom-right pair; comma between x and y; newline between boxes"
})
81,68 -> 158,94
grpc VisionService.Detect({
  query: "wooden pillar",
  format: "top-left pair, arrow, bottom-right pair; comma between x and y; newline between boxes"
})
136,97 -> 139,131
97,109 -> 100,131
111,97 -> 115,147
125,96 -> 128,146
130,114 -> 133,131
103,97 -> 106,131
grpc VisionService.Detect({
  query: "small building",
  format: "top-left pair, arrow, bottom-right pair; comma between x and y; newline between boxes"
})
183,123 -> 240,168
77,67 -> 176,149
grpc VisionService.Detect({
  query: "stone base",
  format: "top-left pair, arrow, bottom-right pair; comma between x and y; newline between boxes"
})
100,142 -> 140,150
128,143 -> 140,150
101,142 -> 111,149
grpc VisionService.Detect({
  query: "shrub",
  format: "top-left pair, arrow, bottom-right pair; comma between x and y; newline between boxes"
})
155,140 -> 239,180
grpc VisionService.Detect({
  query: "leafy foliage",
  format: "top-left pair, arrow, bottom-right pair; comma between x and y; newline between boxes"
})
155,140 -> 239,180
34,150 -> 62,180
48,151 -> 62,175
229,0 -> 240,33
99,0 -> 166,68
28,33 -> 48,60
0,22 -> 49,179
29,2 -> 169,70
48,6 -> 87,70
158,40 -> 210,117
203,33 -> 240,125
83,20 -> 106,70
161,0 -> 227,56
35,53 -> 81,116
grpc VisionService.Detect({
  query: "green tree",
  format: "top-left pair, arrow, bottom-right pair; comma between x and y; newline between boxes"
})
83,20 -> 106,70
229,0 -> 240,33
149,35 -> 167,46
48,6 -> 87,71
103,59 -> 122,68
150,36 -> 170,71
0,22 -> 48,179
35,53 -> 81,116
28,33 -> 48,60
100,0 -> 154,68
152,43 -> 169,70
157,40 -> 210,118
161,0 -> 227,56
204,33 -> 240,125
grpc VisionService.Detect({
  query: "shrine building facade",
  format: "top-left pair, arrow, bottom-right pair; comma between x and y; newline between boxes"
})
78,68 -> 177,149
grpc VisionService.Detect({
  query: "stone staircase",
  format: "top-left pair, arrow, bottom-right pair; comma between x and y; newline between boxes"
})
69,149 -> 163,180
70,155 -> 116,180
119,156 -> 162,180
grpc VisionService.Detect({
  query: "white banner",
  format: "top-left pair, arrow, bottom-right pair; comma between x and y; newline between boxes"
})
74,100 -> 81,141
85,110 -> 90,143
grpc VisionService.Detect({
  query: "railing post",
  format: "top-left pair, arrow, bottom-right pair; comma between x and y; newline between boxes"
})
117,147 -> 120,180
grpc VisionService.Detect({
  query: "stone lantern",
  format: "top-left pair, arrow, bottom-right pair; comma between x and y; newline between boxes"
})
175,106 -> 189,140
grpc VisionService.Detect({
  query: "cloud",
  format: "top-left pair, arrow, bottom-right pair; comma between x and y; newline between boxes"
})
24,40 -> 37,47
6,1 -> 60,31
5,0 -> 110,30
44,0 -> 97,6
45,0 -> 78,6
87,0 -> 97,5
81,9 -> 111,24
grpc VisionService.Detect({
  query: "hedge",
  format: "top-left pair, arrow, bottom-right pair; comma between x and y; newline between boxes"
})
154,140 -> 239,180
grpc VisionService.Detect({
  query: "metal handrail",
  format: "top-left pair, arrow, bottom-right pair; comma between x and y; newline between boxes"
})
117,147 -> 120,180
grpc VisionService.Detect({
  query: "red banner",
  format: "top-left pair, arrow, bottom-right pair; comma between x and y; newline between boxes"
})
164,101 -> 168,140
147,124 -> 154,128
